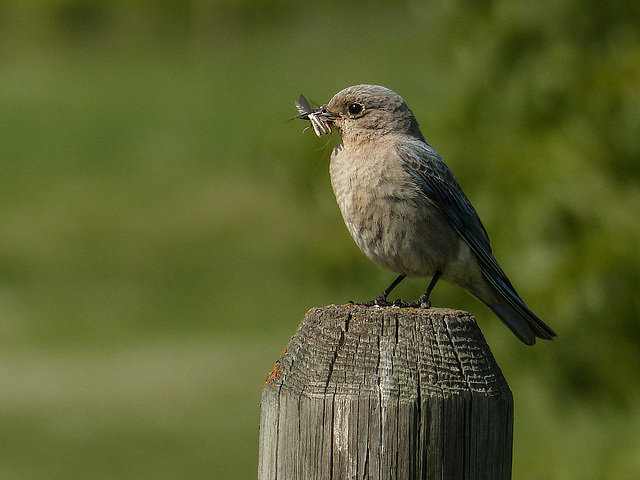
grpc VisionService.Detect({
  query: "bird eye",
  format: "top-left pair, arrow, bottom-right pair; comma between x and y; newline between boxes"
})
347,102 -> 364,116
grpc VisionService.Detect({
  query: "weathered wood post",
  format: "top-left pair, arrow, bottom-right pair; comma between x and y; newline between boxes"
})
259,304 -> 513,480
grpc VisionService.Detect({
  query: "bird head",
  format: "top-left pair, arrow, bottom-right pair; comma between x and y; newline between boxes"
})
296,84 -> 422,143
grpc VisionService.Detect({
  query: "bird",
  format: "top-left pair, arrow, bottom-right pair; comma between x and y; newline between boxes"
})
295,84 -> 556,345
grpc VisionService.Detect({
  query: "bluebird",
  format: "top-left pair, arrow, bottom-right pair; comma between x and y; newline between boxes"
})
295,85 -> 556,345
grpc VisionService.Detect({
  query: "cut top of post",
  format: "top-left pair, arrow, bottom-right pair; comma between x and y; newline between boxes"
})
264,304 -> 510,400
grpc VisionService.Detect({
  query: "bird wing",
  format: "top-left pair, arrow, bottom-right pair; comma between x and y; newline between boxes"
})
397,141 -> 555,342
396,141 -> 519,299
397,143 -> 498,269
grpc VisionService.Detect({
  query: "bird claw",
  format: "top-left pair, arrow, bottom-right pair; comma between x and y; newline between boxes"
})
346,297 -> 432,309
391,299 -> 410,308
394,298 -> 432,309
368,298 -> 393,307
409,298 -> 432,309
347,296 -> 393,307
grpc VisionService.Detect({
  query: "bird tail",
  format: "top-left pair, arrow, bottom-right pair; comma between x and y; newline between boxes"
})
488,301 -> 555,346
469,254 -> 557,345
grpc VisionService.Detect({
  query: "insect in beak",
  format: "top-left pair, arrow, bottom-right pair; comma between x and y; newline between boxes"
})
294,94 -> 332,137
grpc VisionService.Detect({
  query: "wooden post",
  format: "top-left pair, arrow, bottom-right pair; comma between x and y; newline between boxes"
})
259,304 -> 513,480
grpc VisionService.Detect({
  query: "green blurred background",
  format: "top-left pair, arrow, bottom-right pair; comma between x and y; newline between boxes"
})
0,0 -> 639,478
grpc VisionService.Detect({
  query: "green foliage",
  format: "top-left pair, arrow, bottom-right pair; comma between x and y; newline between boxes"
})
0,0 -> 639,478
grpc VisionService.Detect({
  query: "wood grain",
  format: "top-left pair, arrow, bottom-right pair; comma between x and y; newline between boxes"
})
259,304 -> 513,480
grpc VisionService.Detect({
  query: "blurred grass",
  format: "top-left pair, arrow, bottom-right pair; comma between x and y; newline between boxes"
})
0,0 -> 639,478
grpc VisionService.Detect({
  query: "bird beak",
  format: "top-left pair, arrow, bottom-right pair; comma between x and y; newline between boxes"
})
294,95 -> 334,137
295,107 -> 333,137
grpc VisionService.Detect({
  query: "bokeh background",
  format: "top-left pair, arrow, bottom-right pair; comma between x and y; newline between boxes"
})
1,0 -> 639,478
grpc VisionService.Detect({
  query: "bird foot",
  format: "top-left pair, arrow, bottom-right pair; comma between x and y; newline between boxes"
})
347,295 -> 393,307
404,298 -> 432,309
347,296 -> 432,309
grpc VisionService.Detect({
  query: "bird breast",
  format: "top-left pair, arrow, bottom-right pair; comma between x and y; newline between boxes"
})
329,141 -> 462,278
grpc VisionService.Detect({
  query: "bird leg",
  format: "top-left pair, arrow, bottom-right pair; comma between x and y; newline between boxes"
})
353,274 -> 406,306
352,271 -> 441,309
411,271 -> 442,308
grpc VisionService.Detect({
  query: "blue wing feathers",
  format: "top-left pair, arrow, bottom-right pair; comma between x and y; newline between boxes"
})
397,142 -> 556,343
